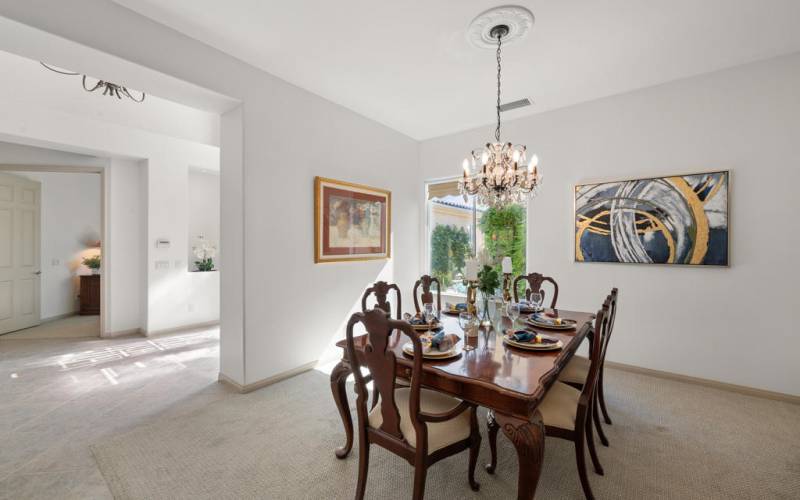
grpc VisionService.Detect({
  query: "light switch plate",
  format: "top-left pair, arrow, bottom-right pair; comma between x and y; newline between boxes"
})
155,260 -> 170,270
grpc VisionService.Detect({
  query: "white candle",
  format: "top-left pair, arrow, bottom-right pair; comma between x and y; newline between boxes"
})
465,259 -> 478,281
501,256 -> 513,274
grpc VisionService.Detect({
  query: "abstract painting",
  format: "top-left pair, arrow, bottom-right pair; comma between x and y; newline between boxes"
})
314,177 -> 391,263
575,171 -> 728,266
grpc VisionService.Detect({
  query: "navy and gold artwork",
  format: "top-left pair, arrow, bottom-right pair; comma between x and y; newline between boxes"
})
575,171 -> 728,266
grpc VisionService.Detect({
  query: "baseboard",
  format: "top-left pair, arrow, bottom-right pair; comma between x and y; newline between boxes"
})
605,360 -> 800,405
41,312 -> 79,323
144,320 -> 219,337
218,361 -> 317,394
101,328 -> 142,338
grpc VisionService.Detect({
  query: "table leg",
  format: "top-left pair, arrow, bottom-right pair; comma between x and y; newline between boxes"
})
495,411 -> 546,500
485,410 -> 500,474
330,360 -> 353,459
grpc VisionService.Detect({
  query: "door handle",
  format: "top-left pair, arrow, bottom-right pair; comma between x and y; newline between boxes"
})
33,271 -> 41,275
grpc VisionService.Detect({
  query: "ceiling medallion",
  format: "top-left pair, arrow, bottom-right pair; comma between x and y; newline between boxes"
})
459,9 -> 541,208
40,62 -> 146,103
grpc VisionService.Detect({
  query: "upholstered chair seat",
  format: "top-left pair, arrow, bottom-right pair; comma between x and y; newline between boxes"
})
368,388 -> 472,452
559,355 -> 590,385
538,381 -> 582,430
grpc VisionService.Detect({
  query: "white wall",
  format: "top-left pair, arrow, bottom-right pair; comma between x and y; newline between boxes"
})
145,157 -> 220,334
420,54 -> 800,396
6,170 -> 101,320
187,169 -> 220,270
106,157 -> 144,334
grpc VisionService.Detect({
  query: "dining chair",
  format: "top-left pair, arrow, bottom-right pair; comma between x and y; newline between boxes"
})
512,272 -> 560,308
412,275 -> 442,314
559,288 -> 618,446
345,309 -> 482,500
361,281 -> 402,319
486,298 -> 610,500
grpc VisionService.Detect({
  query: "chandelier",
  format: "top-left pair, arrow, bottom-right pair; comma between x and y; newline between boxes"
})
459,24 -> 540,207
40,62 -> 146,102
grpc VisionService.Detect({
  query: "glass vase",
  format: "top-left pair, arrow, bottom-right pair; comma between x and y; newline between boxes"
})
477,290 -> 494,327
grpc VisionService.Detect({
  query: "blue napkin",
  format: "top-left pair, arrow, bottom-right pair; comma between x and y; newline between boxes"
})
511,331 -> 537,343
430,330 -> 447,348
533,313 -> 555,325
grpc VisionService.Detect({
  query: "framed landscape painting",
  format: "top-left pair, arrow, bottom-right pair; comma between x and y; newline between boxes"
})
314,177 -> 391,263
575,171 -> 729,266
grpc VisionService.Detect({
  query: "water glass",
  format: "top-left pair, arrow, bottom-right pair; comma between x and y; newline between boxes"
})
506,302 -> 521,327
529,292 -> 544,311
459,312 -> 477,338
423,303 -> 436,326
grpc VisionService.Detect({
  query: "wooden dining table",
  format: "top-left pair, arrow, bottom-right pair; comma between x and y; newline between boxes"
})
330,308 -> 595,500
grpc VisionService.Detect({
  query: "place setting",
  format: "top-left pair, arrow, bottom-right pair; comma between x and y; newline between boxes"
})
502,301 -> 564,351
402,304 -> 463,359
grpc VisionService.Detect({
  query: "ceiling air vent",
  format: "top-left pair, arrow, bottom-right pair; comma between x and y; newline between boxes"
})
499,98 -> 532,112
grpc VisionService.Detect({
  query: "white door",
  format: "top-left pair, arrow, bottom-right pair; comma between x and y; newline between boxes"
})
0,172 -> 41,334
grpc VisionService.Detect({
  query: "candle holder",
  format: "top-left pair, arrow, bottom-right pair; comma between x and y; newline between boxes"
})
463,280 -> 478,315
502,273 -> 512,303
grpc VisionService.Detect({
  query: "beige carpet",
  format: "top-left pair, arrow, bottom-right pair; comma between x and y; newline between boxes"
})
90,368 -> 800,499
1,315 -> 99,339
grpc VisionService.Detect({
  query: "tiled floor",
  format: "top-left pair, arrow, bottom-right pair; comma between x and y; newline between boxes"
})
1,315 -> 100,340
0,327 -> 224,499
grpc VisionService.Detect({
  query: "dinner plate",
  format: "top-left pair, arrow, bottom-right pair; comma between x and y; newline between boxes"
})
402,342 -> 462,359
503,333 -> 563,351
442,309 -> 462,316
409,323 -> 441,331
525,316 -> 578,330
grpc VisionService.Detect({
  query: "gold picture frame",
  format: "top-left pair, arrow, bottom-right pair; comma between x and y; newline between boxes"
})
314,176 -> 392,263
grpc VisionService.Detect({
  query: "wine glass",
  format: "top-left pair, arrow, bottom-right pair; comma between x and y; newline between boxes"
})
423,303 -> 436,332
506,302 -> 521,329
459,312 -> 476,338
529,292 -> 544,312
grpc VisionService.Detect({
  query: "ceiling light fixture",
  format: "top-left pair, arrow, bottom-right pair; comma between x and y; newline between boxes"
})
40,62 -> 146,102
460,7 -> 541,208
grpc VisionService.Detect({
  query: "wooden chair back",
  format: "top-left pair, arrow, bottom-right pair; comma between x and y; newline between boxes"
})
345,309 -> 425,448
361,281 -> 402,319
412,275 -> 442,314
600,288 -> 619,364
582,298 -> 611,404
512,272 -> 560,308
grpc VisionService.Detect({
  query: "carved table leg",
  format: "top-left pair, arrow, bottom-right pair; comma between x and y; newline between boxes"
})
486,410 -> 500,474
330,360 -> 353,459
495,411 -> 546,500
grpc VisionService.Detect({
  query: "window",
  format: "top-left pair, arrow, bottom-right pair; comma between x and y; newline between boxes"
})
425,178 -> 526,295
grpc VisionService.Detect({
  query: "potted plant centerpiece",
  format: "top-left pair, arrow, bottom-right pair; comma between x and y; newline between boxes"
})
83,255 -> 101,275
476,259 -> 500,327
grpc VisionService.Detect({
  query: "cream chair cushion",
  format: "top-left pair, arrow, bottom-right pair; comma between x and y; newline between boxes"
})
368,388 -> 471,452
539,381 -> 581,431
559,354 -> 589,385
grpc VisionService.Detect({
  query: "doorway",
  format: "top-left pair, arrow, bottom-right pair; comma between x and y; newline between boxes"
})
0,167 -> 103,338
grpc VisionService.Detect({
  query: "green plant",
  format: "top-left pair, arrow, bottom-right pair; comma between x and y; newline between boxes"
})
195,257 -> 214,272
430,224 -> 470,287
480,204 -> 526,281
83,255 -> 101,270
477,264 -> 500,295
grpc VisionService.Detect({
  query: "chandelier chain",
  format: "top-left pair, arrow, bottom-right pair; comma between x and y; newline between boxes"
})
495,33 -> 502,142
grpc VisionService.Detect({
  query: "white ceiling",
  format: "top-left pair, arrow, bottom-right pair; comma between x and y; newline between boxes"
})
114,0 -> 800,140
